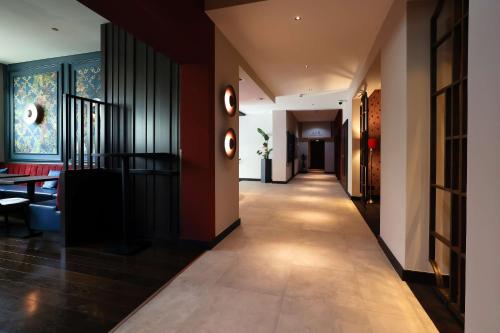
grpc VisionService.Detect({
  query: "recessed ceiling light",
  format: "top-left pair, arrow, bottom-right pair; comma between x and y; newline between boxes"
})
294,16 -> 302,21
258,97 -> 264,101
305,65 -> 309,69
51,27 -> 59,31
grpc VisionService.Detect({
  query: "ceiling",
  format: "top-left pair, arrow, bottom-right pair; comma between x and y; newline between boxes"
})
291,109 -> 339,122
207,0 -> 393,98
0,0 -> 107,64
239,67 -> 273,111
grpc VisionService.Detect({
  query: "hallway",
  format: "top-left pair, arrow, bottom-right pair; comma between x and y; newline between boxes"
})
115,173 -> 437,333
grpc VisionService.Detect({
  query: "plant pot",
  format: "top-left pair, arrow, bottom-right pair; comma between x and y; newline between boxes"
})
261,159 -> 272,183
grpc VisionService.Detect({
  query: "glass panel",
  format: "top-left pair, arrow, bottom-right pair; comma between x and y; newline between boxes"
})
437,0 -> 454,39
453,26 -> 462,81
452,85 -> 460,136
435,238 -> 451,276
445,140 -> 452,188
436,37 -> 453,90
461,138 -> 467,192
435,189 -> 452,239
451,194 -> 460,245
452,139 -> 460,190
461,196 -> 467,251
462,81 -> 468,135
436,93 -> 446,186
460,257 -> 466,312
450,252 -> 459,302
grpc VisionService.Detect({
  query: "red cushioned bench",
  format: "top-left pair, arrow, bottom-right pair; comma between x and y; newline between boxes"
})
0,163 -> 64,201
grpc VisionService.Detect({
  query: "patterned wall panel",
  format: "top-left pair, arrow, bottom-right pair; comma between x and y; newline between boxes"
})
7,52 -> 101,161
368,89 -> 381,195
75,63 -> 102,99
13,71 -> 59,155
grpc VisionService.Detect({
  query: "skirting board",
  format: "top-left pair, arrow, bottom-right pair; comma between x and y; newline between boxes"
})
377,236 -> 437,285
239,178 -> 260,182
180,219 -> 241,250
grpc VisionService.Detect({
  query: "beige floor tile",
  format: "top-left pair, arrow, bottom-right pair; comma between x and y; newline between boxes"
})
177,286 -> 282,333
114,173 -> 436,333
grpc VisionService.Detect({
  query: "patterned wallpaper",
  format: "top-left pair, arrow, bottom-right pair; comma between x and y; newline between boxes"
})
368,89 -> 381,195
13,71 -> 58,154
75,63 -> 102,99
8,54 -> 101,160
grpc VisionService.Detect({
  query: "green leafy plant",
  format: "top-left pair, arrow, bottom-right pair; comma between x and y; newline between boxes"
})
256,128 -> 273,159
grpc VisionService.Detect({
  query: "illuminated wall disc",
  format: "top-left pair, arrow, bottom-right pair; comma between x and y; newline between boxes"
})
224,85 -> 237,116
224,128 -> 237,159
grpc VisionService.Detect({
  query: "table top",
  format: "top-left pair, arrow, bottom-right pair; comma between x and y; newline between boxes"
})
0,175 -> 59,185
92,152 -> 175,159
0,174 -> 29,178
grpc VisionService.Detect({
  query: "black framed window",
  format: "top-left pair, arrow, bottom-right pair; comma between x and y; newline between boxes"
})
429,0 -> 468,322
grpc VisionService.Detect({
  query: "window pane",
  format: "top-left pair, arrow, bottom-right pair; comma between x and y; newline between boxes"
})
436,93 -> 446,186
435,189 -> 452,239
437,0 -> 454,39
435,238 -> 451,276
436,37 -> 453,90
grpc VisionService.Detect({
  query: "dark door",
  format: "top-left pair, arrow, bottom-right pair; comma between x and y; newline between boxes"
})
310,140 -> 325,169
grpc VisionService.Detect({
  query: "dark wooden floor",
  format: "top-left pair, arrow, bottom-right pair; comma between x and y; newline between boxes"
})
352,198 -> 380,235
0,233 -> 203,333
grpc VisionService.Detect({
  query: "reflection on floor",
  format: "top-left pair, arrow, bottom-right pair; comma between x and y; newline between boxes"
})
0,235 -> 202,332
116,173 -> 437,332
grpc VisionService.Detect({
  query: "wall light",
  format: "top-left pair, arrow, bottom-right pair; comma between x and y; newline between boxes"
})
224,128 -> 237,159
224,85 -> 237,117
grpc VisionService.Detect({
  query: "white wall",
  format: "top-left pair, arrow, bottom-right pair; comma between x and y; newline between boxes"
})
239,112 -> 273,179
466,1 -> 500,332
405,0 -> 433,272
301,122 -> 331,138
379,0 -> 408,267
272,110 -> 287,182
214,27 -> 240,235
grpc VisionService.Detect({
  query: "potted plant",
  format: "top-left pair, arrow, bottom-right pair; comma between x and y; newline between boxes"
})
256,128 -> 273,183
301,153 -> 307,173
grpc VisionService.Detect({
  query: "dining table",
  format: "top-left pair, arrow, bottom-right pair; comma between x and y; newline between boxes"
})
0,175 -> 59,202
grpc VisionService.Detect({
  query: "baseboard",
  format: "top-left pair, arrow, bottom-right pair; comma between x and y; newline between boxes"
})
210,218 -> 241,249
377,236 -> 436,285
239,178 -> 260,182
179,219 -> 241,250
351,195 -> 362,201
272,180 -> 288,184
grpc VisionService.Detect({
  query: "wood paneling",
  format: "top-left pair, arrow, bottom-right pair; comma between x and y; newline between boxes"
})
102,23 -> 180,240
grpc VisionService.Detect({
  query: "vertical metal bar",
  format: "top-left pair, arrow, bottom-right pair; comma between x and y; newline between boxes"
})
97,102 -> 101,168
80,99 -> 84,170
73,96 -> 77,170
64,94 -> 69,170
89,101 -> 94,169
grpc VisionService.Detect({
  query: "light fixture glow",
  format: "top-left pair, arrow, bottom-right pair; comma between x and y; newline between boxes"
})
294,16 -> 302,21
224,128 -> 237,159
224,85 -> 237,117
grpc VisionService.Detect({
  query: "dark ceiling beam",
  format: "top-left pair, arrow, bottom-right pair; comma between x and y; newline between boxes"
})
205,0 -> 266,11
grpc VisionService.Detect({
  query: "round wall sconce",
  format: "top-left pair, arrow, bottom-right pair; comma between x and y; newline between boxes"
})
224,128 -> 237,159
24,104 -> 44,125
224,85 -> 237,117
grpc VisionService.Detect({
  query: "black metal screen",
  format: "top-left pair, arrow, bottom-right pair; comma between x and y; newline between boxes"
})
429,0 -> 468,321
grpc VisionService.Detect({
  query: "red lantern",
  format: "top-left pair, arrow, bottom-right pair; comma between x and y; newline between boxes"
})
368,138 -> 378,150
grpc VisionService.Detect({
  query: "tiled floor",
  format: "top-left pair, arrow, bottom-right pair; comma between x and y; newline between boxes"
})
114,173 -> 437,333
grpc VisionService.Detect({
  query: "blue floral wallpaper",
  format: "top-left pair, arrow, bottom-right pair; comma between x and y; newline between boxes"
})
8,53 -> 102,161
75,63 -> 102,99
13,71 -> 58,154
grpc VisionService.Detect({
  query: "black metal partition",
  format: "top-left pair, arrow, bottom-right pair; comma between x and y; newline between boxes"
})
64,94 -> 112,170
429,0 -> 468,321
